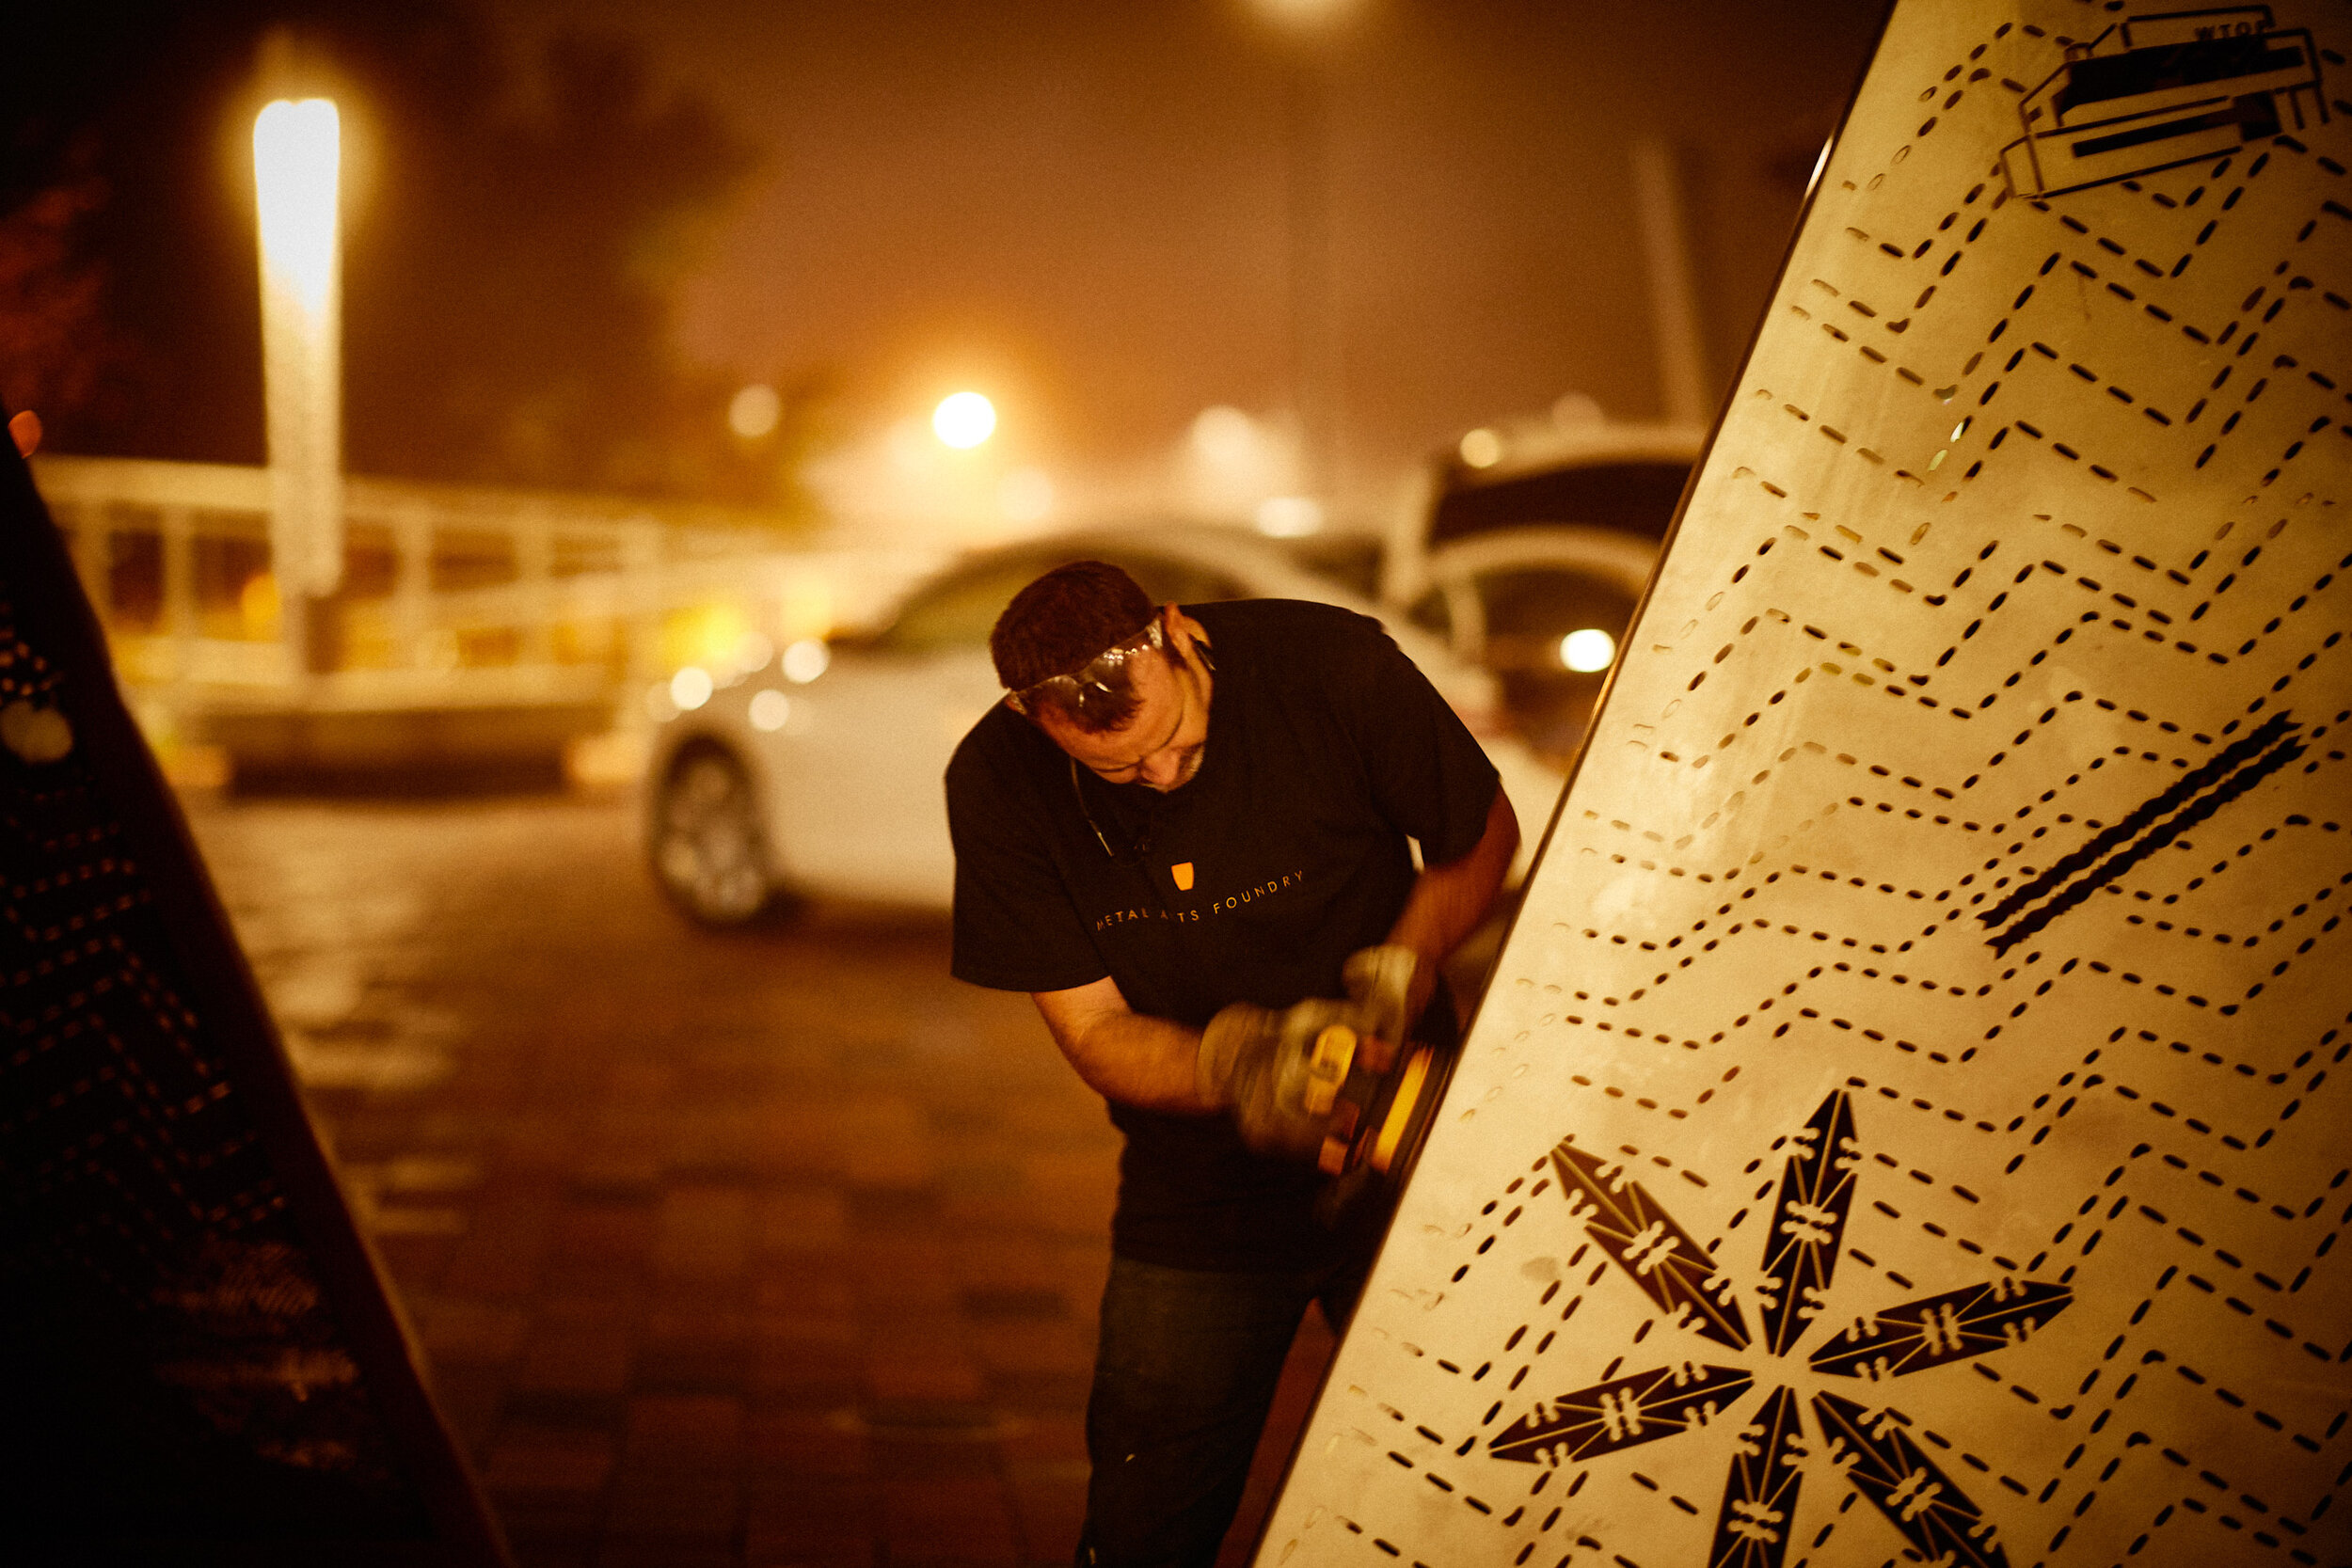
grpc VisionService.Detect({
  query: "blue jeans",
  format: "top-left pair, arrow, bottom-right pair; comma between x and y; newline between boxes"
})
1076,1253 -> 1370,1568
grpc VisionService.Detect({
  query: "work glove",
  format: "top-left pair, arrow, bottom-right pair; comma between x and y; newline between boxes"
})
1196,947 -> 1424,1163
1197,995 -> 1362,1161
1342,944 -> 1422,1055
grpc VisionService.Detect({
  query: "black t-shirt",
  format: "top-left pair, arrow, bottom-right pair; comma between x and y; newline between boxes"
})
946,598 -> 1500,1270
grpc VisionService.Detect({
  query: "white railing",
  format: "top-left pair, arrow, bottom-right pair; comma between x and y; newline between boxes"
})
30,456 -> 945,727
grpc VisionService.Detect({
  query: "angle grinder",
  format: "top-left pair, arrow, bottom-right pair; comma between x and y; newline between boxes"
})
1199,945 -> 1459,1207
1297,1016 -> 1453,1182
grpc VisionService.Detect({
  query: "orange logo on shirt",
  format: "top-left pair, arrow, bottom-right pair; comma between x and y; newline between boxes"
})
1170,862 -> 1195,891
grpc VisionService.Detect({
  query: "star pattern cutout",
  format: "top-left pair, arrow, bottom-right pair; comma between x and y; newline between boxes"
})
1488,1091 -> 2074,1568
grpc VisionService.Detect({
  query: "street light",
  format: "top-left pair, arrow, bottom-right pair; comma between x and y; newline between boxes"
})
932,391 -> 996,449
1257,0 -> 1354,24
1253,0 -> 1356,510
253,97 -> 345,623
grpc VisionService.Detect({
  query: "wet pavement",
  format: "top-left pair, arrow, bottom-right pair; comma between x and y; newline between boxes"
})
185,792 -> 1335,1568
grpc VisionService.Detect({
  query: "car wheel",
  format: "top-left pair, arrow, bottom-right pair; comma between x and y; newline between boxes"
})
649,745 -> 774,926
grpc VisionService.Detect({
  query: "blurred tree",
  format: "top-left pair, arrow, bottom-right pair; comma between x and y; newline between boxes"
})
0,1 -> 783,511
0,167 -> 133,428
0,0 -> 177,427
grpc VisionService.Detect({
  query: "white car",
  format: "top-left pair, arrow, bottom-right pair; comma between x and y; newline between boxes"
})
1401,525 -> 1661,768
1379,412 -> 1693,769
644,525 -> 1563,924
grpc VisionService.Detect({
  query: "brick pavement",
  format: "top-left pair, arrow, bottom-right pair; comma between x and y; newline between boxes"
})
186,794 -> 1336,1568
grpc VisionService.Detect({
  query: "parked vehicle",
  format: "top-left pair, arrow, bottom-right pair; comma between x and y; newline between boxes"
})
1402,525 -> 1659,766
1384,414 -> 1703,768
644,525 -> 1562,925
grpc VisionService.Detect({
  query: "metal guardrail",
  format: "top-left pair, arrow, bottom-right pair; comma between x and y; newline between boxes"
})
30,455 -> 943,779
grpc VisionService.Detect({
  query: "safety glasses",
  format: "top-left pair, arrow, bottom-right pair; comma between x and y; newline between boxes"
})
1003,616 -> 1163,723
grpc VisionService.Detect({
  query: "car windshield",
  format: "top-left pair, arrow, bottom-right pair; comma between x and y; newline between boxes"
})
1430,460 -> 1691,547
870,546 -> 1248,656
1477,565 -> 1641,666
1470,563 -> 1643,762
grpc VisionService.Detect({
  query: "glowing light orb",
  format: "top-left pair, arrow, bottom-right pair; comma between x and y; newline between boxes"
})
1254,495 -> 1323,538
670,666 -> 715,710
730,384 -> 781,438
253,98 -> 345,596
1190,405 -> 1258,466
1257,0 -> 1357,24
781,639 -> 831,684
1561,628 -> 1616,673
933,391 -> 997,449
748,689 -> 792,732
1459,427 -> 1503,468
253,100 -> 341,312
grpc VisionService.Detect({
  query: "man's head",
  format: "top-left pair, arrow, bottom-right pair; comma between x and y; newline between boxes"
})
991,561 -> 1213,792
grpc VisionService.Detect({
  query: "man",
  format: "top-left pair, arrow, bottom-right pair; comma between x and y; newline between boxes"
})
946,561 -> 1518,1567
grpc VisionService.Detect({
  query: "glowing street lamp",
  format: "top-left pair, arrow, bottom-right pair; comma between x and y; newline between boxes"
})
932,391 -> 996,449
253,98 -> 344,605
1561,628 -> 1617,673
1252,0 -> 1359,507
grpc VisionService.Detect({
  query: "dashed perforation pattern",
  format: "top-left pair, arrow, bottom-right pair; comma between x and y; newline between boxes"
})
0,482 -> 463,1532
1261,5 -> 2352,1568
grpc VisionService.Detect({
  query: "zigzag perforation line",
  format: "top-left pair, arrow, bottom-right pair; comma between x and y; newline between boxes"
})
2129,885 -> 2345,951
1593,881 -> 2204,1021
2051,1172 -> 2300,1276
1837,1073 -> 1996,1140
1977,187 -> 2352,451
2108,1200 -> 2344,1359
2093,1054 -> 2328,1151
2138,1458 -> 2339,1562
1677,564 -> 2294,736
2127,1118 -> 2352,1255
2227,899 -> 2348,1005
1732,387 -> 1964,500
1341,1391 -> 1568,1541
1660,934 -> 2003,1015
1537,960 -> 2323,1174
1598,688 -> 2345,901
2074,1259 -> 2344,1483
2129,1018 -> 2351,1103
1724,680 -> 2225,837
1553,1070 -> 1699,1122
1989,148 -> 2285,337
1863,539 -> 2338,698
1824,218 -> 1980,319
1589,914 -> 1976,996
2203,557 -> 2352,661
2126,835 -> 2352,948
2074,953 -> 2311,1016
1776,148 -> 2344,501
1610,763 -> 2339,948
1671,605 -> 1980,736
1717,452 -> 2344,688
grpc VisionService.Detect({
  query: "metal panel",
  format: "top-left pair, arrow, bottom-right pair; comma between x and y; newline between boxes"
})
0,431 -> 510,1562
1260,4 -> 2350,1565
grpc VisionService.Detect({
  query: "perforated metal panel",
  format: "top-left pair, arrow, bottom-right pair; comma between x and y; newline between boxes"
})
0,436 -> 508,1560
1260,5 -> 2351,1566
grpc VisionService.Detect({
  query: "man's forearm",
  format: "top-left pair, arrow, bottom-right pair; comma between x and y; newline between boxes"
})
1385,787 -> 1521,1020
1030,788 -> 1518,1112
1032,975 -> 1216,1112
